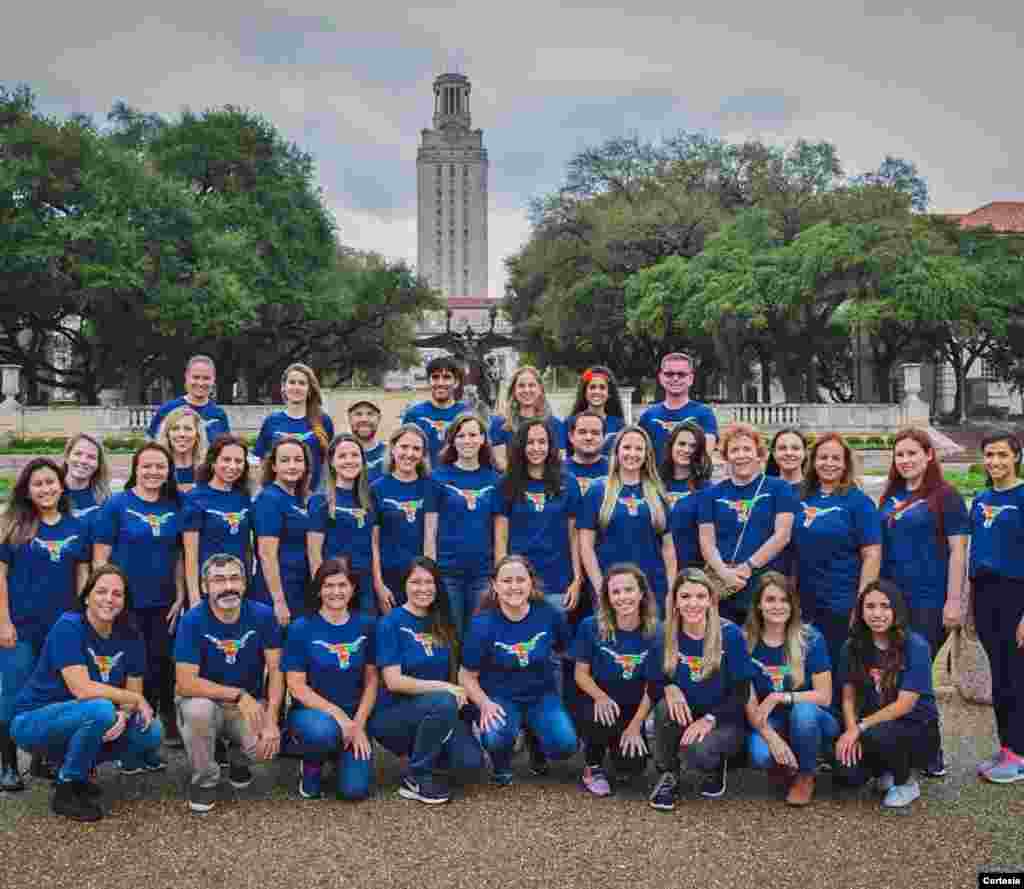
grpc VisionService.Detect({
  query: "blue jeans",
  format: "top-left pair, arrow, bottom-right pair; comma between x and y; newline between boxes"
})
0,640 -> 39,727
285,708 -> 372,800
442,567 -> 490,638
747,701 -> 840,774
11,698 -> 163,782
368,692 -> 483,779
478,692 -> 578,773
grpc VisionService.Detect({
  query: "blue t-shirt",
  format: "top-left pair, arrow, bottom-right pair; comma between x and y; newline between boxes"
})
431,465 -> 501,573
13,612 -> 146,716
374,606 -> 453,709
648,620 -> 754,716
249,484 -> 312,614
401,401 -> 468,464
697,475 -> 798,612
462,602 -> 571,705
174,600 -> 282,698
363,442 -> 388,482
372,474 -> 438,574
667,479 -> 706,570
253,411 -> 335,493
175,466 -> 196,487
488,414 -> 567,453
182,484 -> 253,571
563,457 -> 609,499
309,488 -> 374,574
577,480 -> 669,596
970,484 -> 1024,580
0,515 -> 89,646
601,415 -> 626,455
94,491 -> 182,610
638,401 -> 719,464
147,397 -> 230,443
793,487 -> 882,616
282,612 -> 376,715
570,615 -> 656,714
837,632 -> 938,724
879,484 -> 970,610
749,627 -> 831,700
499,473 -> 581,597
67,487 -> 102,527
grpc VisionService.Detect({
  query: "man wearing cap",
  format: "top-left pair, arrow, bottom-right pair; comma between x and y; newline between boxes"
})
174,553 -> 283,813
348,400 -> 387,481
401,355 -> 468,464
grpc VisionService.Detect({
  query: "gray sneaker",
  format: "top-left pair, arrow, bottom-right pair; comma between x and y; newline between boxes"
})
882,779 -> 921,808
188,783 -> 217,814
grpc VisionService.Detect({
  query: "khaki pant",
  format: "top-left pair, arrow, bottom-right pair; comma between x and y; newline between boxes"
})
176,697 -> 262,787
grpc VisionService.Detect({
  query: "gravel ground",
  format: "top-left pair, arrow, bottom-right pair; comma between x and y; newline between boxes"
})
1,690 -> 1020,889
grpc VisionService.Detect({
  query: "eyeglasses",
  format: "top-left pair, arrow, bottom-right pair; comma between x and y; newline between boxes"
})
206,575 -> 244,587
662,371 -> 691,379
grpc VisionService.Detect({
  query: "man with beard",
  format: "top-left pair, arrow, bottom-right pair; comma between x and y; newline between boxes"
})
347,400 -> 387,481
174,554 -> 283,813
401,356 -> 467,465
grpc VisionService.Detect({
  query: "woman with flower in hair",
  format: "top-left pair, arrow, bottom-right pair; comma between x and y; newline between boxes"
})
578,426 -> 676,618
834,580 -> 940,808
648,568 -> 754,809
568,366 -> 626,456
154,404 -> 209,493
659,420 -> 713,573
489,366 -> 565,471
572,563 -> 658,796
254,362 -> 335,493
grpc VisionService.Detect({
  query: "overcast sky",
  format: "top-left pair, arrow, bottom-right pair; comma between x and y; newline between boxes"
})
7,1 -> 1022,297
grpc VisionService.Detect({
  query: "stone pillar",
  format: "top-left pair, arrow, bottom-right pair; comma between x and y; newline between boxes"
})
620,387 -> 635,424
0,364 -> 23,441
900,363 -> 929,426
98,388 -> 126,407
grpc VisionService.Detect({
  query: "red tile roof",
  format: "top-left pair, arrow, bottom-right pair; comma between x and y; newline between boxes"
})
445,297 -> 498,309
959,202 -> 1024,233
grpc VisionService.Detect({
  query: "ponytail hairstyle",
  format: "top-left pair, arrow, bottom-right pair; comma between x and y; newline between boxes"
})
61,433 -> 111,504
980,432 -> 1023,487
125,442 -> 180,505
260,435 -> 312,503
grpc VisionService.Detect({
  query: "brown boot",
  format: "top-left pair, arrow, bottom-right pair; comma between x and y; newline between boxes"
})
786,773 -> 815,806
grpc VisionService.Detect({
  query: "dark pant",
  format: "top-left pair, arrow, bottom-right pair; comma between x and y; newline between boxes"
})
654,700 -> 744,773
477,692 -> 578,773
441,566 -> 490,639
285,708 -> 372,800
135,605 -> 175,718
718,599 -> 748,628
810,608 -> 854,694
834,717 -> 939,786
578,697 -> 647,774
908,606 -> 946,662
973,574 -> 1024,754
381,569 -> 407,609
747,702 -> 840,774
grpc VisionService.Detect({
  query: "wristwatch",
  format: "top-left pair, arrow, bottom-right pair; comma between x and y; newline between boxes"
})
785,692 -> 795,706
704,713 -> 717,726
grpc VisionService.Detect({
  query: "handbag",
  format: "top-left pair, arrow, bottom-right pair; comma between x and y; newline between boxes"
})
950,627 -> 993,706
706,473 -> 766,600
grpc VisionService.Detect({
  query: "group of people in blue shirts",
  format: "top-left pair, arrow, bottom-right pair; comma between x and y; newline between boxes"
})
1,351 -> 1022,823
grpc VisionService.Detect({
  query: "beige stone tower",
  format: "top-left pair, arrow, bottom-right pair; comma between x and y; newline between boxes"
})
417,72 -> 488,299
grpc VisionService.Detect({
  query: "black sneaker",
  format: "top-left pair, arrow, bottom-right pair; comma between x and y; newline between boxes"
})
525,732 -> 549,776
700,761 -> 728,798
162,715 -> 184,748
30,752 -> 58,781
649,771 -> 679,811
228,760 -> 253,789
398,774 -> 450,805
215,739 -> 230,767
0,765 -> 25,793
922,749 -> 947,778
188,782 -> 217,814
52,781 -> 102,822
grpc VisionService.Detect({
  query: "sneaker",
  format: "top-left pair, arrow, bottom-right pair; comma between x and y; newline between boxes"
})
187,782 -> 217,813
581,766 -> 612,797
984,752 -> 1024,785
52,781 -> 102,822
526,733 -> 549,776
700,761 -> 728,798
492,769 -> 514,787
882,779 -> 921,807
0,765 -> 25,793
785,773 -> 815,807
215,739 -> 230,767
77,779 -> 103,799
30,753 -> 58,781
922,749 -> 947,778
649,771 -> 679,811
875,772 -> 896,794
298,763 -> 322,800
398,774 -> 450,804
120,756 -> 167,775
977,749 -> 1004,776
228,761 -> 253,789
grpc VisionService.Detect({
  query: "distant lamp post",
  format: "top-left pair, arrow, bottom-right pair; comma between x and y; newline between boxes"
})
0,364 -> 22,409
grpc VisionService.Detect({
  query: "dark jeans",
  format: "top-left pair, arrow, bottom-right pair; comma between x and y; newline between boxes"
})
368,692 -> 483,779
577,696 -> 647,774
477,692 -> 578,773
810,608 -> 854,695
285,708 -> 372,800
135,605 -> 176,717
747,702 -> 839,774
908,606 -> 946,662
973,574 -> 1024,754
0,639 -> 40,728
441,566 -> 490,639
654,699 -> 744,773
834,717 -> 939,786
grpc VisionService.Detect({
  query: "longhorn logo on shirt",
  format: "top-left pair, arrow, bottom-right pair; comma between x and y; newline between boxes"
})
273,430 -> 316,443
203,419 -> 221,431
126,509 -> 176,537
716,494 -> 770,524
383,499 -> 423,523
681,654 -> 704,681
753,659 -> 791,692
979,503 -> 1019,529
665,491 -> 691,509
576,477 -> 596,496
204,630 -> 256,665
446,485 -> 494,511
650,418 -> 680,434
423,419 -> 450,437
868,667 -> 884,694
291,505 -> 309,518
619,495 -> 643,516
313,636 -> 367,669
72,505 -> 100,519
887,498 -> 926,521
207,508 -> 248,535
87,648 -> 124,683
524,491 -> 546,513
400,626 -> 439,656
599,646 -> 648,679
801,504 -> 842,528
32,534 -> 79,563
495,632 -> 548,667
337,507 -> 368,528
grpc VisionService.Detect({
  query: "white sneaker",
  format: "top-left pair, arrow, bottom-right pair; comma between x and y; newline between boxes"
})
882,779 -> 921,808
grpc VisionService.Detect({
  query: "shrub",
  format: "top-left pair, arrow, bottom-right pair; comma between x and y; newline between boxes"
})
846,435 -> 865,447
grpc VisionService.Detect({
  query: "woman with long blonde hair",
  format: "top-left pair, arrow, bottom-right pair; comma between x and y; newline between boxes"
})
254,362 -> 335,493
578,425 -> 676,618
489,365 -> 565,471
648,568 -> 754,810
155,404 -> 209,493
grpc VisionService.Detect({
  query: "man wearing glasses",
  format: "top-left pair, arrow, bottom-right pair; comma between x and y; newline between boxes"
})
638,352 -> 718,463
